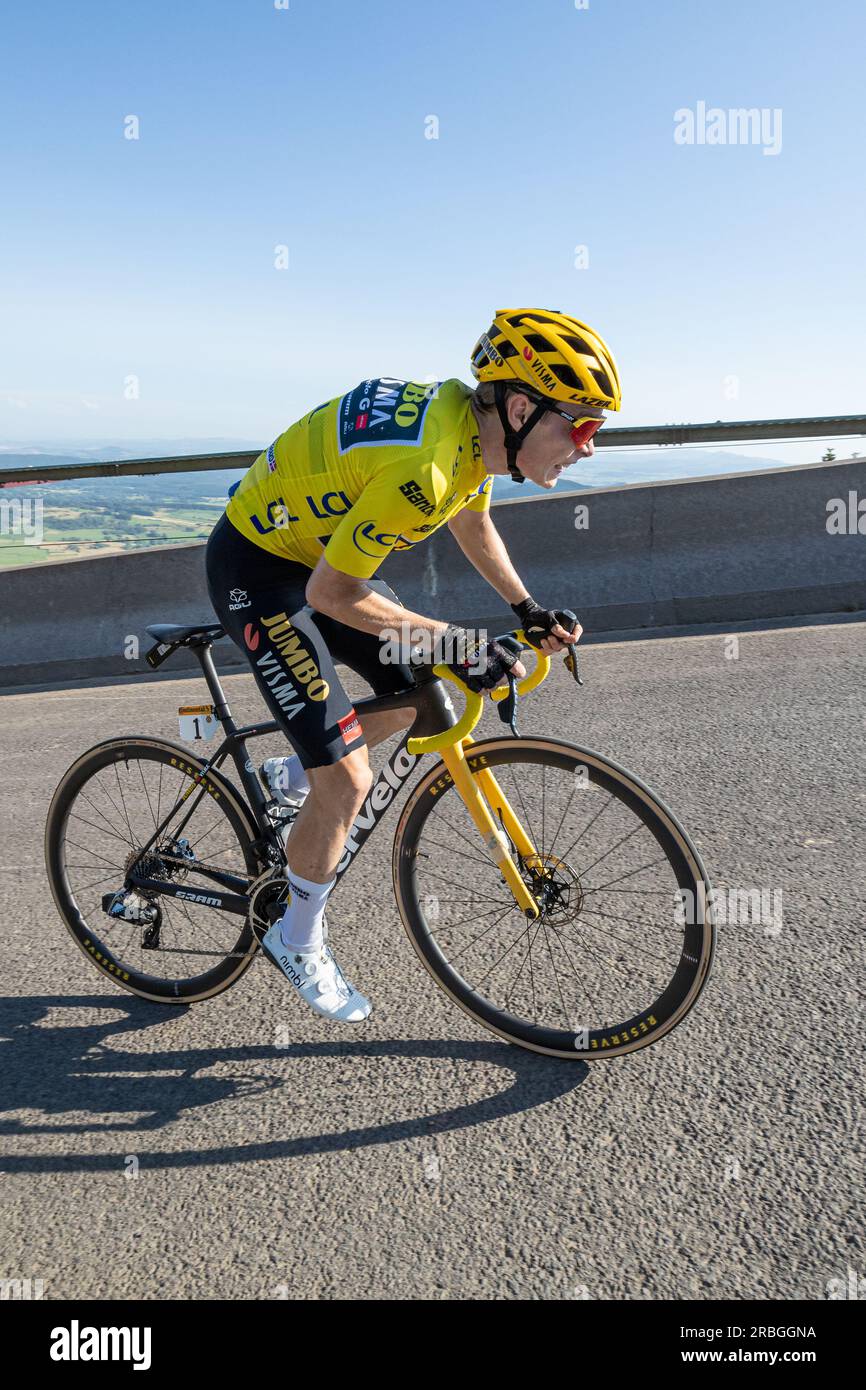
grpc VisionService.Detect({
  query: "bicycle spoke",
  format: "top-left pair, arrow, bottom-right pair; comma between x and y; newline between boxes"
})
474,915 -> 535,990
581,886 -> 677,894
577,822 -> 650,878
449,904 -> 522,963
137,760 -> 159,833
547,778 -> 579,863
155,761 -> 164,837
541,919 -> 570,1026
417,863 -> 513,906
505,763 -> 540,860
407,835 -> 494,873
162,896 -> 234,958
113,763 -> 138,846
554,790 -> 617,865
544,921 -> 598,1020
77,783 -> 130,844
584,855 -> 670,894
64,837 -> 128,872
67,810 -> 135,852
70,872 -> 125,894
406,741 -> 707,1047
53,744 -> 254,994
572,910 -> 677,961
503,918 -> 544,1021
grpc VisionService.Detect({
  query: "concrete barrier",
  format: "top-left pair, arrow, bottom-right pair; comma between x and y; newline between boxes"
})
2,457 -> 864,688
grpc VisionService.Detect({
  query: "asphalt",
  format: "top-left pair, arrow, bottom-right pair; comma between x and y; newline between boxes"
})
0,617 -> 863,1300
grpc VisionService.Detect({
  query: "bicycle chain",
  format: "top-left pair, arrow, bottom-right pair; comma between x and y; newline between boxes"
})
124,853 -> 286,962
134,844 -> 280,883
156,850 -> 250,878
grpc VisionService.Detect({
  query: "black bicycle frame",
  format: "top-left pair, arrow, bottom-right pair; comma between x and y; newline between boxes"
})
128,636 -> 457,913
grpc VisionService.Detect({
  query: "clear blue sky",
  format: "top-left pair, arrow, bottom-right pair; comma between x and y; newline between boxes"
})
1,0 -> 863,450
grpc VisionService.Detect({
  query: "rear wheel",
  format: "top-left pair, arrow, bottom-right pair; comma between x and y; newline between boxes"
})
45,737 -> 265,1002
392,737 -> 714,1059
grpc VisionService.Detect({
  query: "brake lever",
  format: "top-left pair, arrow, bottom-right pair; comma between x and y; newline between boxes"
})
558,608 -> 584,685
496,669 -> 520,737
563,646 -> 583,685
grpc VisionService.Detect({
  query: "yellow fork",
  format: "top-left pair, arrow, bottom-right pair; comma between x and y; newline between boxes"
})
438,739 -> 539,918
406,636 -> 554,919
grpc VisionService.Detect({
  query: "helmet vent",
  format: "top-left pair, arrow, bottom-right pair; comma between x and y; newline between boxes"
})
590,367 -> 613,395
562,333 -> 594,355
551,363 -> 581,389
524,333 -> 551,351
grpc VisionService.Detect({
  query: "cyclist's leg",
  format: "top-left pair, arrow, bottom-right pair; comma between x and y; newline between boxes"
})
310,576 -> 418,749
206,519 -> 374,1014
206,518 -> 422,872
260,584 -> 420,884
206,514 -> 375,874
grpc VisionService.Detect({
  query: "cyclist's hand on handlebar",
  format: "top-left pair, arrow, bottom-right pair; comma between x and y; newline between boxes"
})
445,634 -> 525,694
511,596 -> 583,654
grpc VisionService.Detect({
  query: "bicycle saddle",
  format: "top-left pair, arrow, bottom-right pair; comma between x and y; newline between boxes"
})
146,622 -> 225,644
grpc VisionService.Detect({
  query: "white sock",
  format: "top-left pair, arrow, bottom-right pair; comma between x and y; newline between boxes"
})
278,870 -> 334,953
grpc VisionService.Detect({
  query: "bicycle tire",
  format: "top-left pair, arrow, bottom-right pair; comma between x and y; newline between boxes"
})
392,735 -> 714,1059
45,736 -> 265,1003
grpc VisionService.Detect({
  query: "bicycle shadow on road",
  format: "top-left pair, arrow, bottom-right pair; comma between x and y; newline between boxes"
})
0,993 -> 589,1174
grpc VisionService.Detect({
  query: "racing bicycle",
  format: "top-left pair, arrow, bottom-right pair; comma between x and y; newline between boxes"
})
44,619 -> 714,1059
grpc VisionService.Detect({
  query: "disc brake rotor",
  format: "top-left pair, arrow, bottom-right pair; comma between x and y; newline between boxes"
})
524,852 -> 584,925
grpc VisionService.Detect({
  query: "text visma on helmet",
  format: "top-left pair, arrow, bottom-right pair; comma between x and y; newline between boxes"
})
470,308 -> 621,482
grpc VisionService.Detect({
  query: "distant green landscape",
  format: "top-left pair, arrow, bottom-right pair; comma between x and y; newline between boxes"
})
0,465 -> 243,569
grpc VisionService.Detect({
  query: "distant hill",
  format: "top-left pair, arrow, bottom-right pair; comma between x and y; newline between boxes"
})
2,443 -> 791,500
490,448 -> 790,500
0,437 -> 259,462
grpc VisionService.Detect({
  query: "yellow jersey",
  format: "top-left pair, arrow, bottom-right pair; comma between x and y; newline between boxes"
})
225,377 -> 493,579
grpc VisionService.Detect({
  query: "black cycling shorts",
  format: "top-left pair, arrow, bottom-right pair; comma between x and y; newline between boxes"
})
205,512 -> 413,769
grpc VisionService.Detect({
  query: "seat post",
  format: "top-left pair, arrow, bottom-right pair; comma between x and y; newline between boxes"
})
195,642 -> 235,730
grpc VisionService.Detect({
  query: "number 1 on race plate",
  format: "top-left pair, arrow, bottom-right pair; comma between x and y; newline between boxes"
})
178,704 -> 218,743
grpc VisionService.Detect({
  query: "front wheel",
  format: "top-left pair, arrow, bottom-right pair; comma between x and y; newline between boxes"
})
392,736 -> 714,1059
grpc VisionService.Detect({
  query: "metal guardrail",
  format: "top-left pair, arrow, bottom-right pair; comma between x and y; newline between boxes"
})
0,415 -> 864,486
0,449 -> 259,486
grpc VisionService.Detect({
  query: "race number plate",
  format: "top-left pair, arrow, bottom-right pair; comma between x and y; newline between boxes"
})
178,704 -> 218,743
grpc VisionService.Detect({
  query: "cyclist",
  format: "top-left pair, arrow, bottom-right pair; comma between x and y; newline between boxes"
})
205,308 -> 621,1022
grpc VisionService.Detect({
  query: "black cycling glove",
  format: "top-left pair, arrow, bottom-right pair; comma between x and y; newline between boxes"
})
511,596 -> 577,649
445,632 -> 522,693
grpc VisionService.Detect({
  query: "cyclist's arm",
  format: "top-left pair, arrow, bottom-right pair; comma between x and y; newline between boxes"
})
306,464 -> 450,643
448,508 -> 576,653
306,555 -> 449,645
306,558 -> 525,684
447,507 -> 529,606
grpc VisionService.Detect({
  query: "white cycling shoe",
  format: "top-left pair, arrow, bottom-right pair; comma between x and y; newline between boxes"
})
260,757 -> 309,809
260,922 -> 372,1024
260,758 -> 308,848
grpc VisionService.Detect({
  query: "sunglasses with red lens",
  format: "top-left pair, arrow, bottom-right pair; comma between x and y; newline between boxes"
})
569,416 -> 603,447
545,403 -> 605,447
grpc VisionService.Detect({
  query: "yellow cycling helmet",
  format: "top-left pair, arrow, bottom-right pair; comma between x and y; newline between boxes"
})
470,308 -> 621,483
471,307 -> 621,410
